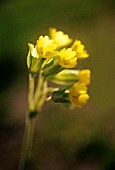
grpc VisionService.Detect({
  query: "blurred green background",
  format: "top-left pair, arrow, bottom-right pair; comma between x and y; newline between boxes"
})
0,0 -> 115,169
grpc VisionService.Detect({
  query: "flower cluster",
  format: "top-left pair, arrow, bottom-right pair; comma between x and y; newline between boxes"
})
27,28 -> 90,109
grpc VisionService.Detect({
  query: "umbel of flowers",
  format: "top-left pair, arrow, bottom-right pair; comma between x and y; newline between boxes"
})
18,28 -> 91,170
27,28 -> 90,115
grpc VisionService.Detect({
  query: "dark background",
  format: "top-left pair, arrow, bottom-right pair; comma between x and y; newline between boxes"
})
0,0 -> 115,169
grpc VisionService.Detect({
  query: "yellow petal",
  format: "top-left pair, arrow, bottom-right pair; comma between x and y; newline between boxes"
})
49,27 -> 72,47
78,69 -> 91,85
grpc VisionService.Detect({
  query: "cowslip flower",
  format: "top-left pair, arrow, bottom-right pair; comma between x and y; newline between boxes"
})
51,69 -> 91,86
58,48 -> 77,68
49,27 -> 72,47
72,40 -> 89,59
78,69 -> 91,85
36,35 -> 57,58
69,82 -> 89,107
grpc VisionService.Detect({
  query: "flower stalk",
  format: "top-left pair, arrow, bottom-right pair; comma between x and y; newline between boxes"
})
19,27 -> 91,170
19,73 -> 45,170
28,74 -> 35,112
19,116 -> 35,170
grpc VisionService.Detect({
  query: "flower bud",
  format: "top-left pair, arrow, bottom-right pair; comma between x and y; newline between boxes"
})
27,43 -> 44,74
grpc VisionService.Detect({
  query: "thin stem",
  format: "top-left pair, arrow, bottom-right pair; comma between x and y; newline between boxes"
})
36,81 -> 48,112
28,74 -> 35,111
34,72 -> 43,109
18,74 -> 35,170
48,87 -> 59,93
46,96 -> 52,102
19,73 -> 48,170
19,116 -> 35,170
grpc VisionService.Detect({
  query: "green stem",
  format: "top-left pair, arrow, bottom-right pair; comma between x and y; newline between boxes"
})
19,73 -> 48,170
36,80 -> 48,112
19,74 -> 35,170
28,74 -> 35,111
19,116 -> 35,170
48,87 -> 59,93
34,72 -> 43,109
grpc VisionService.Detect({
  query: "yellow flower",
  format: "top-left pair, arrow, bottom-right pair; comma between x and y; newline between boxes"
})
49,27 -> 72,47
78,69 -> 91,85
58,48 -> 77,68
36,35 -> 57,58
78,93 -> 89,105
72,40 -> 89,59
69,82 -> 89,107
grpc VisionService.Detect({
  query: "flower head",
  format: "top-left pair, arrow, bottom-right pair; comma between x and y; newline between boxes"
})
27,28 -> 91,108
69,82 -> 89,107
36,35 -> 57,58
78,69 -> 91,85
49,28 -> 72,47
72,40 -> 89,59
58,48 -> 77,68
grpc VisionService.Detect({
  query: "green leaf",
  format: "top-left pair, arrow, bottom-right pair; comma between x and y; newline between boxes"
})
52,91 -> 70,103
52,85 -> 72,104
